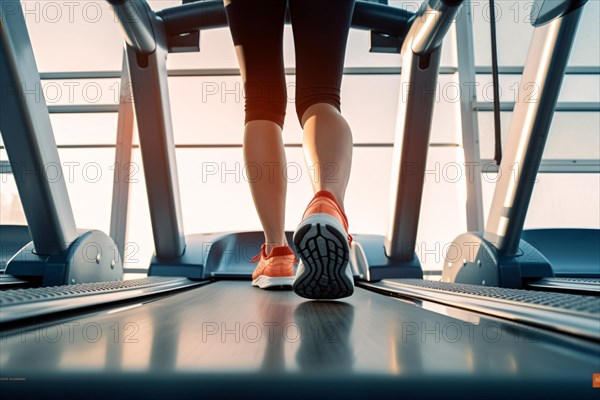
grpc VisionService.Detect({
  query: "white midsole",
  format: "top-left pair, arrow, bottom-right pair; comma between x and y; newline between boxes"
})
252,276 -> 294,288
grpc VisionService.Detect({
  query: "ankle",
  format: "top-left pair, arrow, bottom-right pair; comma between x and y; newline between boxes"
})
314,189 -> 345,211
265,241 -> 288,255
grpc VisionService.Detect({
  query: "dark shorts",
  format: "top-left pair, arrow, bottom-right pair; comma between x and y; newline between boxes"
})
224,0 -> 356,128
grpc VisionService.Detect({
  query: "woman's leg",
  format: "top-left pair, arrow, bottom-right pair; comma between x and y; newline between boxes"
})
224,0 -> 288,253
289,0 -> 356,299
300,104 -> 353,209
289,0 -> 356,208
243,121 -> 287,252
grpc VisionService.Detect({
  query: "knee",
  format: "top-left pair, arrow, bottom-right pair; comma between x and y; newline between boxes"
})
244,85 -> 287,129
298,102 -> 342,128
245,108 -> 286,130
295,88 -> 342,127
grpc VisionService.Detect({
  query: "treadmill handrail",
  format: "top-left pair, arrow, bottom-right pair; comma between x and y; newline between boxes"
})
159,0 -> 415,38
107,0 -> 157,55
410,0 -> 464,55
109,0 -> 416,55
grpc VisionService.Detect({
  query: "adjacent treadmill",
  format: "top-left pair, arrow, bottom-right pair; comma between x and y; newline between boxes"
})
440,0 -> 600,294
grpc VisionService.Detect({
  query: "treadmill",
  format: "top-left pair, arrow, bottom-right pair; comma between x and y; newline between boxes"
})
1,1 -> 598,398
440,0 -> 600,294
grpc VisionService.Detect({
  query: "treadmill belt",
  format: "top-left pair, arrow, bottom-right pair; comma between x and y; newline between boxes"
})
1,281 -> 597,386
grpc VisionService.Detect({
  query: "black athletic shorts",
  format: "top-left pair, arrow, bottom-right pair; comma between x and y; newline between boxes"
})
224,0 -> 356,128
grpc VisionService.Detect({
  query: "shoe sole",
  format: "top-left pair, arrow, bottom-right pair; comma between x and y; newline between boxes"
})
252,276 -> 293,289
292,213 -> 354,299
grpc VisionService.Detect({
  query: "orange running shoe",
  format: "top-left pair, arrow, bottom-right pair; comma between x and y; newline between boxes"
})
292,190 -> 354,299
251,244 -> 296,289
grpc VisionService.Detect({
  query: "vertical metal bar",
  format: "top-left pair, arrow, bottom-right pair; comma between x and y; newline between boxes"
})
385,47 -> 442,261
125,13 -> 186,259
0,1 -> 78,255
488,0 -> 503,165
455,1 -> 484,231
109,52 -> 135,263
484,7 -> 584,256
385,0 -> 463,261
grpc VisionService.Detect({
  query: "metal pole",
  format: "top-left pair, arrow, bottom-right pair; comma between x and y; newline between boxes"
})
385,0 -> 463,261
484,7 -> 584,256
124,24 -> 186,259
455,0 -> 484,231
109,51 -> 135,263
0,1 -> 78,255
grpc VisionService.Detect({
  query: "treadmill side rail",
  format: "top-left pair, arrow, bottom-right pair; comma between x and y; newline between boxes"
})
366,279 -> 600,341
0,277 -> 204,325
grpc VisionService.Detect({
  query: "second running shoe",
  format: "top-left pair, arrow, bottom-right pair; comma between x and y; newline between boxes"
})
292,190 -> 354,299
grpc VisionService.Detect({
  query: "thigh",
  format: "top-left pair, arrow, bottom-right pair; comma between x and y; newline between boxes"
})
224,0 -> 288,91
289,0 -> 355,94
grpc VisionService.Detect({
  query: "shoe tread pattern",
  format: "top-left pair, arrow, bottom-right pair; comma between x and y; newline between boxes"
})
293,223 -> 353,299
